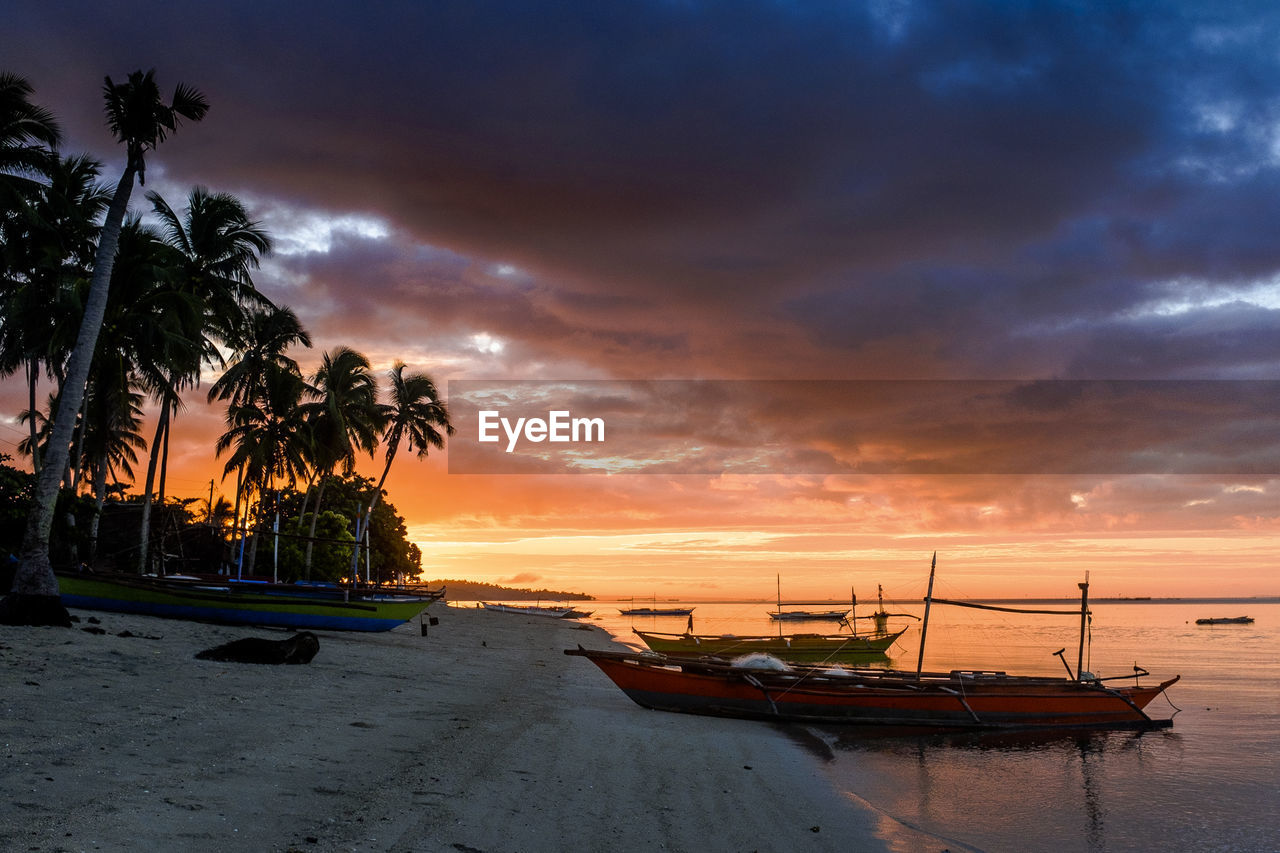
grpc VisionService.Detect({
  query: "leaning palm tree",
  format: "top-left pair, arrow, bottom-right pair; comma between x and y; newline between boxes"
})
350,363 -> 453,581
7,69 -> 206,623
301,347 -> 383,577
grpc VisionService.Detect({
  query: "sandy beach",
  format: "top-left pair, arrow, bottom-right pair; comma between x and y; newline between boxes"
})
1,604 -> 890,853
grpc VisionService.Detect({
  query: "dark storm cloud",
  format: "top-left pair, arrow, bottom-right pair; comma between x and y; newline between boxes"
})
7,1 -> 1280,379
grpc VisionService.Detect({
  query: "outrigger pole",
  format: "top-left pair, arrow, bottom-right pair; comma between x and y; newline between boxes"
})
1077,571 -> 1091,682
916,551 -> 936,679
920,561 -> 1096,683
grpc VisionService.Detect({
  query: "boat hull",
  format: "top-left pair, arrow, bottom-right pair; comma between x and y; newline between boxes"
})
481,602 -> 573,618
568,648 -> 1179,731
58,573 -> 430,632
634,628 -> 905,663
767,610 -> 849,622
619,608 -> 695,616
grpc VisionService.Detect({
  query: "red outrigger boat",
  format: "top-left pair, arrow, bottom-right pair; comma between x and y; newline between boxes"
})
568,557 -> 1181,731
566,648 -> 1179,730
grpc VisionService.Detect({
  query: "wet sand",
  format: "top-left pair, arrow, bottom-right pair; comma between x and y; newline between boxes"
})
1,603 -> 889,852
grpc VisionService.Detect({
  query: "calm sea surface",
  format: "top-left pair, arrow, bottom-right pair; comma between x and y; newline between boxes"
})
565,597 -> 1279,853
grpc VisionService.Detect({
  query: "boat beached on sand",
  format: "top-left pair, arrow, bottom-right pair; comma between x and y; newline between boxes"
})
480,601 -> 575,618
58,570 -> 435,632
569,556 -> 1181,732
566,647 -> 1179,730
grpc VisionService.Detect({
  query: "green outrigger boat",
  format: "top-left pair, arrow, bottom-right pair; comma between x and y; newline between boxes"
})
58,571 -> 433,632
633,626 -> 907,663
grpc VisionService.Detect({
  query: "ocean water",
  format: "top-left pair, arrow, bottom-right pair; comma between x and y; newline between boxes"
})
582,598 -> 1280,853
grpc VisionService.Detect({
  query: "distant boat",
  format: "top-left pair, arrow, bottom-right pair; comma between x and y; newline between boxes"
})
1195,616 -> 1254,625
767,575 -> 849,622
619,595 -> 694,616
481,601 -> 574,618
633,627 -> 906,663
618,606 -> 695,617
58,571 -> 432,632
766,609 -> 849,621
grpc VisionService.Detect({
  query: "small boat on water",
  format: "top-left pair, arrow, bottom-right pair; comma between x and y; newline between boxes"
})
618,596 -> 694,617
766,575 -> 849,622
619,606 -> 695,617
58,571 -> 433,632
767,609 -> 849,621
638,584 -> 912,663
633,626 -> 907,663
570,556 -> 1181,732
481,601 -> 574,618
1195,616 -> 1254,625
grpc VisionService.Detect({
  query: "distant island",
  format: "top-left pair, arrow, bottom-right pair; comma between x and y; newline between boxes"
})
426,579 -> 594,602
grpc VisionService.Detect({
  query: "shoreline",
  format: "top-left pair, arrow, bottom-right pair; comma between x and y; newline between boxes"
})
2,604 -> 889,852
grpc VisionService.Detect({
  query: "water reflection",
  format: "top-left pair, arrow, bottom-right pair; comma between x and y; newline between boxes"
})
798,725 -> 1178,853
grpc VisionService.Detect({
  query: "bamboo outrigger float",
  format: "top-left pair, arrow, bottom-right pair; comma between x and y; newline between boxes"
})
569,555 -> 1181,731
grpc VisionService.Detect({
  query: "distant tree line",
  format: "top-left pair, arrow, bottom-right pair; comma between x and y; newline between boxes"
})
433,580 -> 595,602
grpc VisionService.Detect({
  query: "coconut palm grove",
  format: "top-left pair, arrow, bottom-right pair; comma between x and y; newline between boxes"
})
1,71 -> 453,625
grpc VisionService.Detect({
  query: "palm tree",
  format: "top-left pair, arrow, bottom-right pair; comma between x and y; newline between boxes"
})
209,304 -> 310,568
300,347 -> 383,577
0,72 -> 61,196
215,364 -> 310,577
210,305 -> 310,408
135,186 -> 270,572
79,350 -> 146,564
8,69 -> 206,621
351,363 -> 453,581
0,154 -> 109,481
0,78 -> 79,482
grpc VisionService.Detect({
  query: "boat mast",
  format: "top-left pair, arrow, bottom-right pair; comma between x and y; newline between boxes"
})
916,552 -> 936,679
850,585 -> 858,637
1076,571 -> 1091,682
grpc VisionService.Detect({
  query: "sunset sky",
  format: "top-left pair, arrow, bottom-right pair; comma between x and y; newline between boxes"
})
4,2 -> 1280,599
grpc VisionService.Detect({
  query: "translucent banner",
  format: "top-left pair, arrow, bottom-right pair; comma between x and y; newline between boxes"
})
445,380 -> 1280,475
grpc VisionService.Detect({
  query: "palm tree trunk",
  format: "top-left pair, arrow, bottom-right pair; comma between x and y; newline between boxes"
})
294,471 -> 317,532
136,399 -> 169,574
70,380 -> 89,492
228,465 -> 244,573
25,358 -> 41,477
350,452 -> 396,580
4,162 -> 136,625
156,413 -> 171,574
89,463 -> 107,565
303,474 -> 329,580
